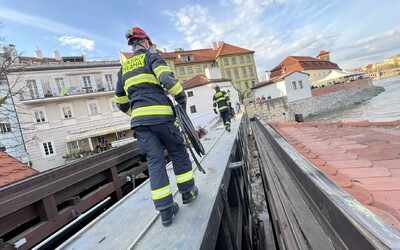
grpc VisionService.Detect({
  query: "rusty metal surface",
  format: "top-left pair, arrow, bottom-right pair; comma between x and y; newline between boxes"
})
0,141 -> 151,250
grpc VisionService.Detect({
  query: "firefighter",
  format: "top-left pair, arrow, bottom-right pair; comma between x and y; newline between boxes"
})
114,27 -> 198,227
212,85 -> 232,132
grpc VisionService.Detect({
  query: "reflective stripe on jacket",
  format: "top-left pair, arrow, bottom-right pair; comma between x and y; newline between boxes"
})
213,90 -> 231,112
115,49 -> 186,127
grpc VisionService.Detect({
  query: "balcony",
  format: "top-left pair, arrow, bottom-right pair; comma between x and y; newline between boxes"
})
20,85 -> 115,104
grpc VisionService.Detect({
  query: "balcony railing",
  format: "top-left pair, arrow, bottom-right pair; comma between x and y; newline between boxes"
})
20,86 -> 116,101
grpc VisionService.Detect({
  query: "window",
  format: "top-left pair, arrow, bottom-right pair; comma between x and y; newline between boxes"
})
187,66 -> 193,74
292,81 -> 297,90
190,105 -> 197,114
249,67 -> 254,76
187,91 -> 194,97
34,109 -> 46,122
27,80 -> 41,98
203,64 -> 207,70
180,55 -> 194,62
226,70 -> 232,79
82,76 -> 91,87
110,100 -> 118,111
246,55 -> 251,63
196,66 -> 201,73
55,78 -> 65,89
166,62 -> 171,68
245,82 -> 249,88
70,141 -> 79,149
62,106 -> 73,118
0,118 -> 11,133
224,58 -> 229,65
299,80 -> 303,89
242,68 -> 247,77
105,74 -> 114,90
87,101 -> 100,115
179,67 -> 185,75
240,56 -> 244,64
252,81 -> 256,87
42,141 -> 55,156
234,70 -> 239,79
231,57 -> 236,64
236,83 -> 242,90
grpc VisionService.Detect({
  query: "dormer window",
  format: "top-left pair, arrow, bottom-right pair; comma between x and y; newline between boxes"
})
179,55 -> 194,62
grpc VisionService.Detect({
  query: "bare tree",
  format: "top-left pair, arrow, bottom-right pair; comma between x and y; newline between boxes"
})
0,23 -> 33,164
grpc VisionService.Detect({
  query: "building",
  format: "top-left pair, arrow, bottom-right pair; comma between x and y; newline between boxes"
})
269,51 -> 340,87
121,41 -> 259,100
252,71 -> 311,103
181,67 -> 239,128
6,47 -> 133,171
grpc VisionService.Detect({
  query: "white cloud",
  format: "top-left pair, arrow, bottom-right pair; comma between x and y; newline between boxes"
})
57,36 -> 95,51
0,6 -> 120,48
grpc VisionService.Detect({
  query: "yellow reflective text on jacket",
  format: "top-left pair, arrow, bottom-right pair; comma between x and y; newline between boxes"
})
122,54 -> 145,75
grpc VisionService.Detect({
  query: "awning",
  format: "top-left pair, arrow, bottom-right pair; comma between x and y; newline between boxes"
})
66,123 -> 131,142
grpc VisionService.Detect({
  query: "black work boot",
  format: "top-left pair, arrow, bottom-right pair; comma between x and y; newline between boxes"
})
160,202 -> 179,227
182,186 -> 199,204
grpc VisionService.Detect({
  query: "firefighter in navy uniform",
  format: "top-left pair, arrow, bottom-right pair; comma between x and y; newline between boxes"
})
213,85 -> 232,132
114,27 -> 198,227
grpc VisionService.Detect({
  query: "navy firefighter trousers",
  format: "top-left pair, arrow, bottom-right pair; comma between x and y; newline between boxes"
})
135,121 -> 195,211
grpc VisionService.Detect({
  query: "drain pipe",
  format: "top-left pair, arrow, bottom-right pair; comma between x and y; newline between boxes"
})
32,197 -> 112,250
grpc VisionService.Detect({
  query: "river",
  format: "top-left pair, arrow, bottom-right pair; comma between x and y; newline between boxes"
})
306,75 -> 400,122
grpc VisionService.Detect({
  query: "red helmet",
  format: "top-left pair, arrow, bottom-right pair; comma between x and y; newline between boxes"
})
125,27 -> 153,46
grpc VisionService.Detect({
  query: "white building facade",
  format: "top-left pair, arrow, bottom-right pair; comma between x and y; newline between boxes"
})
253,71 -> 311,103
183,67 -> 239,129
7,59 -> 134,171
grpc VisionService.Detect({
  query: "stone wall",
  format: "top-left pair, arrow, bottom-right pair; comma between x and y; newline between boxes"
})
245,78 -> 384,122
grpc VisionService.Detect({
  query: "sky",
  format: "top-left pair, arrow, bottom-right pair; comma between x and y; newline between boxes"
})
0,0 -> 399,80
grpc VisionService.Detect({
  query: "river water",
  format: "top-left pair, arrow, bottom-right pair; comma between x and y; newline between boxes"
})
306,75 -> 400,122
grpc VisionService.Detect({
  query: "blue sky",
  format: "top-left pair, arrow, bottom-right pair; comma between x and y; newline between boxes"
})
1,0 -> 399,80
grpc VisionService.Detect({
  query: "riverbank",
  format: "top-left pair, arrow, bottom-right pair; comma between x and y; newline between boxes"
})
246,78 -> 383,122
306,75 -> 400,122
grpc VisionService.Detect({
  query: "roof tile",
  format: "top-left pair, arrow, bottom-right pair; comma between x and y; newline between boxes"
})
270,121 -> 400,231
0,152 -> 37,186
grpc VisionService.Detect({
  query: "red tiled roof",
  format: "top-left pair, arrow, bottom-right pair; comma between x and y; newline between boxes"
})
182,75 -> 210,89
182,75 -> 229,90
214,42 -> 254,58
270,120 -> 400,232
121,42 -> 254,65
270,56 -> 340,78
0,152 -> 37,186
18,56 -> 61,64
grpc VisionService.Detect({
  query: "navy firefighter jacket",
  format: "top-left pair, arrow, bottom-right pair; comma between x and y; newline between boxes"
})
114,49 -> 186,128
213,90 -> 231,112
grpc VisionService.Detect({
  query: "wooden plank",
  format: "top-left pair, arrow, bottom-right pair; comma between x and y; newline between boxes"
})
109,166 -> 123,200
36,195 -> 58,221
5,183 -> 115,250
0,205 -> 37,236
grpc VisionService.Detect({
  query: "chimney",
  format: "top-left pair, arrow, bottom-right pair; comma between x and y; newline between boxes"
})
35,48 -> 43,59
81,54 -> 86,62
217,41 -> 224,47
205,67 -> 222,80
163,48 -> 167,53
265,71 -> 271,81
212,42 -> 218,50
53,50 -> 61,60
